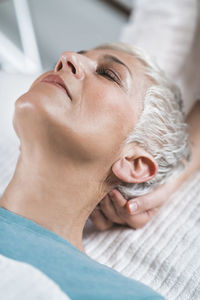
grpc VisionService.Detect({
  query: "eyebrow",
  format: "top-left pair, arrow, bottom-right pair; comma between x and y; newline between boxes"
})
103,54 -> 132,77
77,50 -> 87,54
77,51 -> 132,77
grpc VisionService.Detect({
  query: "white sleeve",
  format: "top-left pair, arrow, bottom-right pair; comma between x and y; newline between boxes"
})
120,0 -> 200,114
0,255 -> 71,300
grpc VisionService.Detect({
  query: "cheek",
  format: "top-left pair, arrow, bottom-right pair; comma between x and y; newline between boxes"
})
73,83 -> 136,160
83,83 -> 135,137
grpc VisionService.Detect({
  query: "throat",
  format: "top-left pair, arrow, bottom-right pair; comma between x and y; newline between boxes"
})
0,154 -> 103,252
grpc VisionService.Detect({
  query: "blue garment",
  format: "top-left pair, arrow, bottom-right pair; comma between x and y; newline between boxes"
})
0,207 -> 164,300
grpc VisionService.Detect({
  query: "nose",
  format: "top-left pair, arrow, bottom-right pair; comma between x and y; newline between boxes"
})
54,51 -> 95,80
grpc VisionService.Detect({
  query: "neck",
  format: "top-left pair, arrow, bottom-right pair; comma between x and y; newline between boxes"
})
0,151 -> 107,252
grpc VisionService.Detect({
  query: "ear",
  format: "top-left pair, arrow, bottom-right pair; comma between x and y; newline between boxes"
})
112,150 -> 158,184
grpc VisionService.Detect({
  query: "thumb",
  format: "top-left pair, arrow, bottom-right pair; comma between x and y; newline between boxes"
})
126,186 -> 166,215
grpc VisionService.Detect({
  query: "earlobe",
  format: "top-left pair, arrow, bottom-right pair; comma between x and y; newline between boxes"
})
112,154 -> 158,184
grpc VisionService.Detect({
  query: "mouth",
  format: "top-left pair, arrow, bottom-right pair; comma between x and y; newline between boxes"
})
41,74 -> 72,100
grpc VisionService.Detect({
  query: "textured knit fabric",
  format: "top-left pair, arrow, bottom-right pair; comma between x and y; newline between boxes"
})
84,171 -> 200,300
0,207 -> 164,300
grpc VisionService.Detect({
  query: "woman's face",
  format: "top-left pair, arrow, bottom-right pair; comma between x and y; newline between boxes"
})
14,48 -> 147,165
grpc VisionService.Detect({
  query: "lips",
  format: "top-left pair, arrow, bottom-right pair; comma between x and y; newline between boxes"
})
41,74 -> 72,100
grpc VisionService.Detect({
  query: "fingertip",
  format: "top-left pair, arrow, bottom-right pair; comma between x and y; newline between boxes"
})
126,200 -> 138,215
109,189 -> 120,197
108,189 -> 115,198
109,189 -> 127,206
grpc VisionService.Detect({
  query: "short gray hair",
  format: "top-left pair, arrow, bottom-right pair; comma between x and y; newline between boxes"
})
94,42 -> 191,199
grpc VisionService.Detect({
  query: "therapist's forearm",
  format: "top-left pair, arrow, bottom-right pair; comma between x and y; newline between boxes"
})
177,101 -> 200,186
187,101 -> 200,170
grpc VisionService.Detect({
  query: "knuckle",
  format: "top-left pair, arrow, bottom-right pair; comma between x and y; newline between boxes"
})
137,197 -> 154,213
133,219 -> 148,229
137,198 -> 144,211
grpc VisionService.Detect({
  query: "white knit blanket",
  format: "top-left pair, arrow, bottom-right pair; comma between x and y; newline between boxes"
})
83,172 -> 200,300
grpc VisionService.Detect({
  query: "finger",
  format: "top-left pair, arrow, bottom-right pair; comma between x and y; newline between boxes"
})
108,190 -> 128,220
126,207 -> 160,229
109,189 -> 127,208
100,195 -> 125,224
90,207 -> 113,231
126,186 -> 167,215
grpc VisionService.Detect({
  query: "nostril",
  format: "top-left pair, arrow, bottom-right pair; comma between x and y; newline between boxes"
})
56,61 -> 63,71
67,61 -> 76,74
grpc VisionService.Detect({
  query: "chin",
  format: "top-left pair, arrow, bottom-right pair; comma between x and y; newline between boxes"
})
13,90 -> 48,143
12,86 -> 70,155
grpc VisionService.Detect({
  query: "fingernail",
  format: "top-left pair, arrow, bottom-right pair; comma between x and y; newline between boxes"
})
129,202 -> 138,214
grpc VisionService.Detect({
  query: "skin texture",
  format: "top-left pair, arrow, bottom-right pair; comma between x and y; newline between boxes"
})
91,101 -> 200,231
0,48 -> 157,252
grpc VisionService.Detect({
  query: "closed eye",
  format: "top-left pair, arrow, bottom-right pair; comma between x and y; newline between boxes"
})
96,67 -> 121,86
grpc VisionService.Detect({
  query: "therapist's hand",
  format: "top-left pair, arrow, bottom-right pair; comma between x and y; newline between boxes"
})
90,165 -> 195,230
90,183 -> 173,230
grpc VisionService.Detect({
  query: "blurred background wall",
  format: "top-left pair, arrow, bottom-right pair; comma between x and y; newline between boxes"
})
0,0 -> 132,72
